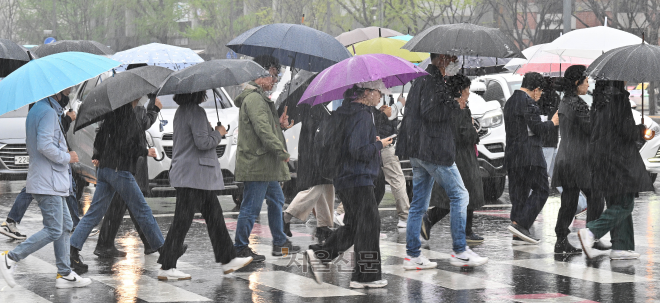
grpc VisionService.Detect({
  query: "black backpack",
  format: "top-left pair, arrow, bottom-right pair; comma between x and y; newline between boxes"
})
313,106 -> 347,180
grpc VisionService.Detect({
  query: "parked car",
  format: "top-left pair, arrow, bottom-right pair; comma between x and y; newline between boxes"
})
67,73 -> 244,205
0,105 -> 29,180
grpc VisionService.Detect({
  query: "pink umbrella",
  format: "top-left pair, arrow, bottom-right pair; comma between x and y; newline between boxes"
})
515,43 -> 592,76
298,53 -> 428,106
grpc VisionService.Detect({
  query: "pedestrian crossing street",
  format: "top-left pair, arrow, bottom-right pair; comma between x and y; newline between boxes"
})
2,232 -> 657,303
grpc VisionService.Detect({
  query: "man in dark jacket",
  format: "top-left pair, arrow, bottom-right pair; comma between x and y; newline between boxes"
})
396,53 -> 488,268
503,72 -> 559,244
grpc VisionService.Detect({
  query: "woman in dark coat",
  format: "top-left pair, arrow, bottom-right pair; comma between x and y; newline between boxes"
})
551,65 -> 597,254
422,74 -> 485,244
578,80 -> 655,260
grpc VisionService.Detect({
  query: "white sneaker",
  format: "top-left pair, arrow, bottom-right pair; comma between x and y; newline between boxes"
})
578,228 -> 596,259
610,250 -> 640,260
449,248 -> 488,267
397,220 -> 407,228
55,271 -> 92,288
157,268 -> 191,281
221,257 -> 253,274
0,251 -> 17,288
334,212 -> 344,227
349,279 -> 388,288
0,221 -> 27,240
403,254 -> 437,270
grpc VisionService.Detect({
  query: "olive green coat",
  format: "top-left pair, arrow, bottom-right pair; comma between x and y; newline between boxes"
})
234,82 -> 291,182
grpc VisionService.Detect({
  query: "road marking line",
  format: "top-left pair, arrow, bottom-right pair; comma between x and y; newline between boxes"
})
498,258 -> 655,283
0,280 -> 51,303
233,271 -> 364,297
92,275 -> 212,302
381,265 -> 511,290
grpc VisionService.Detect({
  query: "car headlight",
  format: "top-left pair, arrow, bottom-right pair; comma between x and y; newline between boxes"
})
232,128 -> 238,145
145,131 -> 154,147
478,108 -> 504,128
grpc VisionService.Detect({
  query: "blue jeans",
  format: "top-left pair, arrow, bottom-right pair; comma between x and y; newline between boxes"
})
234,181 -> 287,250
542,147 -> 587,214
407,158 -> 469,256
70,167 -> 164,250
8,182 -> 80,227
9,194 -> 73,276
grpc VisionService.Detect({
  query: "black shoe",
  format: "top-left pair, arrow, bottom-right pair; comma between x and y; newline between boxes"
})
466,233 -> 484,244
507,223 -> 540,244
283,213 -> 292,237
420,212 -> 433,241
237,247 -> 266,262
70,246 -> 89,274
315,227 -> 333,244
554,237 -> 582,254
593,239 -> 612,251
94,246 -> 127,258
272,240 -> 301,256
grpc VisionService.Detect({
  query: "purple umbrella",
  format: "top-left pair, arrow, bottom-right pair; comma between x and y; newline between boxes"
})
298,53 -> 428,106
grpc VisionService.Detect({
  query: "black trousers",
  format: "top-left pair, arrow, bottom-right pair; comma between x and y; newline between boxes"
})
157,188 -> 236,270
508,166 -> 550,230
554,188 -> 604,238
428,208 -> 475,235
313,186 -> 382,283
587,192 -> 605,223
96,192 -> 151,251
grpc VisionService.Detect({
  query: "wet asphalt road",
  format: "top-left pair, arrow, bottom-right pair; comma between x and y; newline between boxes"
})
1,178 -> 660,303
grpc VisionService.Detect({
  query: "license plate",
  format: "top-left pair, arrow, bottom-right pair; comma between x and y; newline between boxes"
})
14,156 -> 29,165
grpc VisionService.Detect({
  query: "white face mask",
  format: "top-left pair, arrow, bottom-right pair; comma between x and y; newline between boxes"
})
445,61 -> 461,76
138,96 -> 149,107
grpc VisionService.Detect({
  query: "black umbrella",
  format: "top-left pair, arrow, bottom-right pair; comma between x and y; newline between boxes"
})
275,70 -> 318,123
74,66 -> 173,132
418,56 -> 511,76
402,23 -> 524,58
157,59 -> 268,127
32,40 -> 114,58
227,23 -> 352,72
0,39 -> 36,77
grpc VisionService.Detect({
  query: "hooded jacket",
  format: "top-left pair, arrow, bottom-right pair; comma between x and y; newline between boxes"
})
234,82 -> 290,182
333,101 -> 383,190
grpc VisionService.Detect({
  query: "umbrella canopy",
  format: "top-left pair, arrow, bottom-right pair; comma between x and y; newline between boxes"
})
335,27 -> 404,46
504,44 -> 544,71
275,70 -> 318,121
402,23 -> 524,58
586,43 -> 660,83
514,43 -> 593,76
74,66 -> 173,132
349,37 -> 429,63
227,23 -> 352,72
31,40 -> 114,58
0,39 -> 36,77
544,26 -> 643,60
0,52 -> 121,116
299,54 -> 428,106
389,35 -> 414,42
111,43 -> 204,71
157,59 -> 269,96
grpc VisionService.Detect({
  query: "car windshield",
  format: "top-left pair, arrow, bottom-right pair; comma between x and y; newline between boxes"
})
508,81 -> 522,93
159,89 -> 233,109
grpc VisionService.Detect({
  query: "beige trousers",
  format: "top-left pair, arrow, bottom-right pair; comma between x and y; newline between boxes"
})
381,145 -> 410,220
284,184 -> 335,227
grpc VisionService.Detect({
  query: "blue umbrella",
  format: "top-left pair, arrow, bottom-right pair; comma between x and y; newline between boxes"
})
227,23 -> 352,72
0,52 -> 120,116
111,43 -> 204,71
389,35 -> 414,42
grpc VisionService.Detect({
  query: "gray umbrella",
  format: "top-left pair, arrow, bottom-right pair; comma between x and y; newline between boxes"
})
336,27 -> 404,46
74,66 -> 173,132
32,40 -> 115,58
402,23 -> 524,58
275,70 -> 318,123
0,39 -> 36,77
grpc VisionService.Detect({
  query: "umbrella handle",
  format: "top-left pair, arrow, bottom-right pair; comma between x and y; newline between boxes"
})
217,122 -> 230,132
154,151 -> 165,162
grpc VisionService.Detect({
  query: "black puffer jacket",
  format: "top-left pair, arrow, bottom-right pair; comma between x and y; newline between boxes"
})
552,94 -> 592,189
93,103 -> 149,175
296,105 -> 333,191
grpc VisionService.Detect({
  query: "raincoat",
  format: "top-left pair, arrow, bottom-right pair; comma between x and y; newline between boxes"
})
552,95 -> 592,189
234,82 -> 290,182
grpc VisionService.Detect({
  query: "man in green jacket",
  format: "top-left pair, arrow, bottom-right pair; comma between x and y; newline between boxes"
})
234,55 -> 300,261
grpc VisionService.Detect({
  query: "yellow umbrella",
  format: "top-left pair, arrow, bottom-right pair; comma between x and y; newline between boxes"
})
348,37 -> 429,63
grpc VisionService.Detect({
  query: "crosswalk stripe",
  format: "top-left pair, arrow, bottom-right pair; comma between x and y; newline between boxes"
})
233,271 -> 364,297
0,280 -> 51,303
14,255 -> 58,274
497,258 -> 655,283
92,275 -> 212,302
381,265 -> 511,290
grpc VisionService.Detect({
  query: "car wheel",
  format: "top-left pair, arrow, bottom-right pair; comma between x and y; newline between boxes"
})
483,176 -> 506,201
73,173 -> 88,202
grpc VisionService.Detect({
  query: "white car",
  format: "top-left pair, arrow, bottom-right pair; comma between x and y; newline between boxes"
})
66,73 -> 244,205
0,106 -> 29,180
475,73 -> 660,182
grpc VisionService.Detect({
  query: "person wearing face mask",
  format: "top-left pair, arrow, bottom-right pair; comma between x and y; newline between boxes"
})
0,89 -> 95,243
232,55 -> 300,262
305,81 -> 393,288
503,72 -> 559,244
396,53 -> 488,269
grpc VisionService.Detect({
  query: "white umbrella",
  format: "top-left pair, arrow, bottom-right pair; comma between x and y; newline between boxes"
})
513,43 -> 592,76
543,26 -> 643,60
504,44 -> 545,70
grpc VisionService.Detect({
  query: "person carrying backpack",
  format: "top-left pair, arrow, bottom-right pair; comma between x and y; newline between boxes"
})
305,80 -> 393,289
